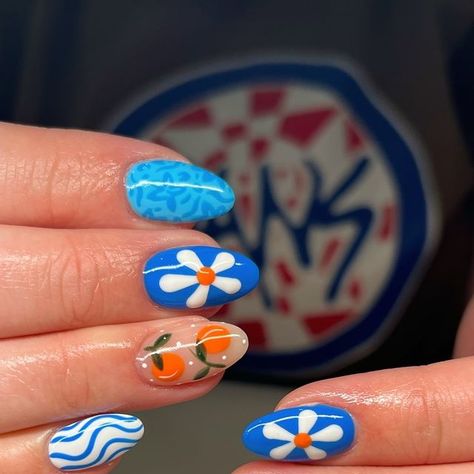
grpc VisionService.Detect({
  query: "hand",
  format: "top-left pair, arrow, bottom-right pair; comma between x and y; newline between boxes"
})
0,122 -> 253,473
238,295 -> 474,473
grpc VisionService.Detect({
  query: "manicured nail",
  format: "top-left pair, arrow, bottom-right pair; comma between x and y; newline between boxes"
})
143,245 -> 259,309
242,405 -> 355,462
136,320 -> 248,385
48,413 -> 144,471
125,159 -> 235,222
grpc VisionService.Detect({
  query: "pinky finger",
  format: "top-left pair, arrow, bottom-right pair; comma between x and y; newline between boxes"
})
234,462 -> 474,474
1,413 -> 143,473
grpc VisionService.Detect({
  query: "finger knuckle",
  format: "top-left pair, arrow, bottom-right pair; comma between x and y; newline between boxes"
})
49,235 -> 107,328
44,140 -> 83,226
53,332 -> 93,413
45,136 -> 121,226
402,366 -> 446,463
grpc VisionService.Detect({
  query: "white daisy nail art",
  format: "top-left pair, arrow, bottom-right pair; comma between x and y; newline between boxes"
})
243,405 -> 355,462
263,409 -> 343,460
143,246 -> 259,309
159,250 -> 241,308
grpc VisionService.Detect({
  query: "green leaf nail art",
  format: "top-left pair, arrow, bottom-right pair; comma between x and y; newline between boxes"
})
151,353 -> 164,370
195,343 -> 207,362
204,361 -> 226,368
193,366 -> 210,380
144,333 -> 172,351
141,324 -> 242,384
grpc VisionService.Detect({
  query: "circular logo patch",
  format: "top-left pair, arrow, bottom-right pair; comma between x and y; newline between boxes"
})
110,61 -> 437,376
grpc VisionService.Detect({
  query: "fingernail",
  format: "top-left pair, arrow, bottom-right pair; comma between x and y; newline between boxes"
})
242,405 -> 355,462
143,245 -> 259,309
48,413 -> 144,471
136,320 -> 248,385
125,159 -> 235,222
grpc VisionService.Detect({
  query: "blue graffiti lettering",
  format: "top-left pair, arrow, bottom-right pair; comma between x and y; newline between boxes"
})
201,158 -> 373,308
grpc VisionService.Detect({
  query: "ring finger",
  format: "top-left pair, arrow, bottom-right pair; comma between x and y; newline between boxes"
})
0,316 -> 248,433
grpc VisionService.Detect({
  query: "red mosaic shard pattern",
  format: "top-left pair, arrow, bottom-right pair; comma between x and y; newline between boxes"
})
203,150 -> 226,170
321,238 -> 341,269
280,108 -> 336,146
251,89 -> 284,116
222,123 -> 246,141
349,279 -> 362,302
303,310 -> 352,336
168,106 -> 212,127
251,137 -> 269,162
379,205 -> 396,240
238,321 -> 267,348
345,120 -> 365,152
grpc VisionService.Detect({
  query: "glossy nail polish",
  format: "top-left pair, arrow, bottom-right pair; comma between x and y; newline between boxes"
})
48,414 -> 144,471
143,245 -> 259,309
136,319 -> 248,385
125,160 -> 235,222
242,405 -> 355,462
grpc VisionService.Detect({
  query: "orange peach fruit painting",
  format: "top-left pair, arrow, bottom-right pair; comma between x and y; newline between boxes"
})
144,324 -> 233,382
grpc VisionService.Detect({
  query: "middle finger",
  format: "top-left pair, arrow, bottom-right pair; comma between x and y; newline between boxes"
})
0,225 -> 258,338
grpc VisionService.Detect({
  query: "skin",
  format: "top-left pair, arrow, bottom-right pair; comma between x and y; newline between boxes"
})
234,292 -> 474,472
0,122 -> 224,473
1,122 -> 472,473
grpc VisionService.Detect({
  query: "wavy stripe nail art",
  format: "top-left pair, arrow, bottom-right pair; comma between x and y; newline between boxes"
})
48,414 -> 144,471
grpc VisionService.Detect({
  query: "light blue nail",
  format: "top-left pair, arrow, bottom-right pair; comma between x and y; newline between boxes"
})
48,414 -> 144,471
125,160 -> 235,222
144,245 -> 259,309
242,405 -> 355,462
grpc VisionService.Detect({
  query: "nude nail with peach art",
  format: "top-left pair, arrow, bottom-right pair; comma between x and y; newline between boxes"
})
136,319 -> 248,385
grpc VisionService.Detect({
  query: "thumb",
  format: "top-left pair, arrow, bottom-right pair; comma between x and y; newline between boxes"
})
242,356 -> 474,466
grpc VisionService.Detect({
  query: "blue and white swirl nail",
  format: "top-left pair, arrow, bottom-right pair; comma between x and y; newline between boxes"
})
48,413 -> 144,472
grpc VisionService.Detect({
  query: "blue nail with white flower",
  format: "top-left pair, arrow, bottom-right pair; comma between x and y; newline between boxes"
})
125,160 -> 235,222
143,246 -> 259,309
242,405 -> 355,462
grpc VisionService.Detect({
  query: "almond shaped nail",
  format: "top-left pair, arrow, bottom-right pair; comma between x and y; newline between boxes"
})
242,405 -> 355,462
143,245 -> 259,309
125,159 -> 235,222
48,414 -> 144,471
136,321 -> 248,385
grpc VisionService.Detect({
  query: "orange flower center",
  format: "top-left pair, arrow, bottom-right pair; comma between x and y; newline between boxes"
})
293,433 -> 312,449
196,266 -> 216,285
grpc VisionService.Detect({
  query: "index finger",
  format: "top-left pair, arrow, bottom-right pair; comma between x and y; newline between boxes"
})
0,122 -> 234,229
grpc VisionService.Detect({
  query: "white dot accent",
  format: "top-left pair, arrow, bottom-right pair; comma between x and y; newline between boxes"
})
190,324 -> 196,328
141,363 -> 148,369
242,339 -> 247,344
188,361 -> 194,366
160,329 -> 164,333
176,341 -> 182,347
222,355 -> 227,361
